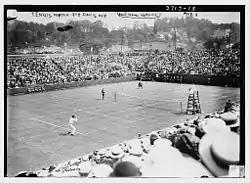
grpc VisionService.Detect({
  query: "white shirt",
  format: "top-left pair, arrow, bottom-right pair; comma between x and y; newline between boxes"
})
189,89 -> 194,95
69,117 -> 77,124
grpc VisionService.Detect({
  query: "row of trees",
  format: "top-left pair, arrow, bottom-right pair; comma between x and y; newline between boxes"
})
7,15 -> 240,52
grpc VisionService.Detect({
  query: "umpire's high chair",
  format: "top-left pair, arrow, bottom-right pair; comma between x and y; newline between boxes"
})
186,90 -> 201,115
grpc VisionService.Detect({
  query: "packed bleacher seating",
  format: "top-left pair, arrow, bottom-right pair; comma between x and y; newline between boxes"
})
148,48 -> 240,76
7,48 -> 240,89
15,101 -> 241,177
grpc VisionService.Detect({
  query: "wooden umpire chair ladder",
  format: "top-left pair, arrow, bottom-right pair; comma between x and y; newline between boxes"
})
186,90 -> 201,115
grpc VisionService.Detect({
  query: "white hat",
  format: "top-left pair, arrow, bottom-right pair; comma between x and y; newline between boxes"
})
129,146 -> 143,156
153,138 -> 172,148
37,170 -> 50,177
98,148 -> 108,157
199,131 -> 240,177
220,112 -> 239,128
110,145 -> 125,159
167,127 -> 178,135
81,154 -> 89,161
79,162 -> 92,176
232,110 -> 240,117
69,157 -> 81,166
149,131 -> 161,138
200,118 -> 230,135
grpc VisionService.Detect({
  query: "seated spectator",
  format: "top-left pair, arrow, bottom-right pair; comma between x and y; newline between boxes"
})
224,100 -> 234,112
199,131 -> 240,177
173,133 -> 201,160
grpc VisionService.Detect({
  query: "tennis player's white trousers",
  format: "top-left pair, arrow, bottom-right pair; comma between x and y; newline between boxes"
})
69,124 -> 76,134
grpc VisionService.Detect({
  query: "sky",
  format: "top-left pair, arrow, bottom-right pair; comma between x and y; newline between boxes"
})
7,10 -> 240,30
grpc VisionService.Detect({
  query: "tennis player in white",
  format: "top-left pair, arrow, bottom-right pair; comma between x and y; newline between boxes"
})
68,114 -> 77,136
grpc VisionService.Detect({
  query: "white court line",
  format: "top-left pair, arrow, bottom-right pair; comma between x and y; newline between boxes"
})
29,117 -> 97,136
28,115 -> 137,146
11,83 -> 187,118
24,95 -> 233,172
17,91 -> 231,124
207,94 -> 232,98
30,112 -> 136,138
18,101 -> 143,139
20,87 -> 233,135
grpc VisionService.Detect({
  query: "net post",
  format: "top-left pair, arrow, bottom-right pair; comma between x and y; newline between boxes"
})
180,101 -> 183,113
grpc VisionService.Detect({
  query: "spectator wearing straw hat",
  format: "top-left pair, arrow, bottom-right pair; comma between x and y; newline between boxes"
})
224,100 -> 234,112
198,118 -> 230,135
199,131 -> 240,177
149,131 -> 161,145
219,112 -> 240,133
109,145 -> 125,167
79,161 -> 92,177
173,133 -> 201,160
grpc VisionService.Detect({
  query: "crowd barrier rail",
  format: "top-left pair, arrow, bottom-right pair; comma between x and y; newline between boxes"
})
7,75 -> 137,96
137,73 -> 240,87
7,74 -> 240,96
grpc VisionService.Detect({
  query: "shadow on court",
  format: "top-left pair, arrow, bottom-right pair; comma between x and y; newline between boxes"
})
95,98 -> 103,100
58,132 -> 71,136
172,111 -> 187,115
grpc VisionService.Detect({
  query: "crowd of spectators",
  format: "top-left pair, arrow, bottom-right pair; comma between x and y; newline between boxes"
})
7,48 -> 240,89
7,58 -> 66,88
148,48 -> 240,76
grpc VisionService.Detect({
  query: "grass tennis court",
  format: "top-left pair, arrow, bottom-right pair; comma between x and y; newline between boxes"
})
7,81 -> 240,176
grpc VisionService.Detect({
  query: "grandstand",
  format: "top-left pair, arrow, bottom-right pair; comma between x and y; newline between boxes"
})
7,47 -> 240,89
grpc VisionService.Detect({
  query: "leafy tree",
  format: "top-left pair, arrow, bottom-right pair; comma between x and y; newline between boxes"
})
7,18 -> 240,53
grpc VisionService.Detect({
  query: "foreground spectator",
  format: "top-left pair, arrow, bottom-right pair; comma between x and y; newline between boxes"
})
199,131 -> 240,177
